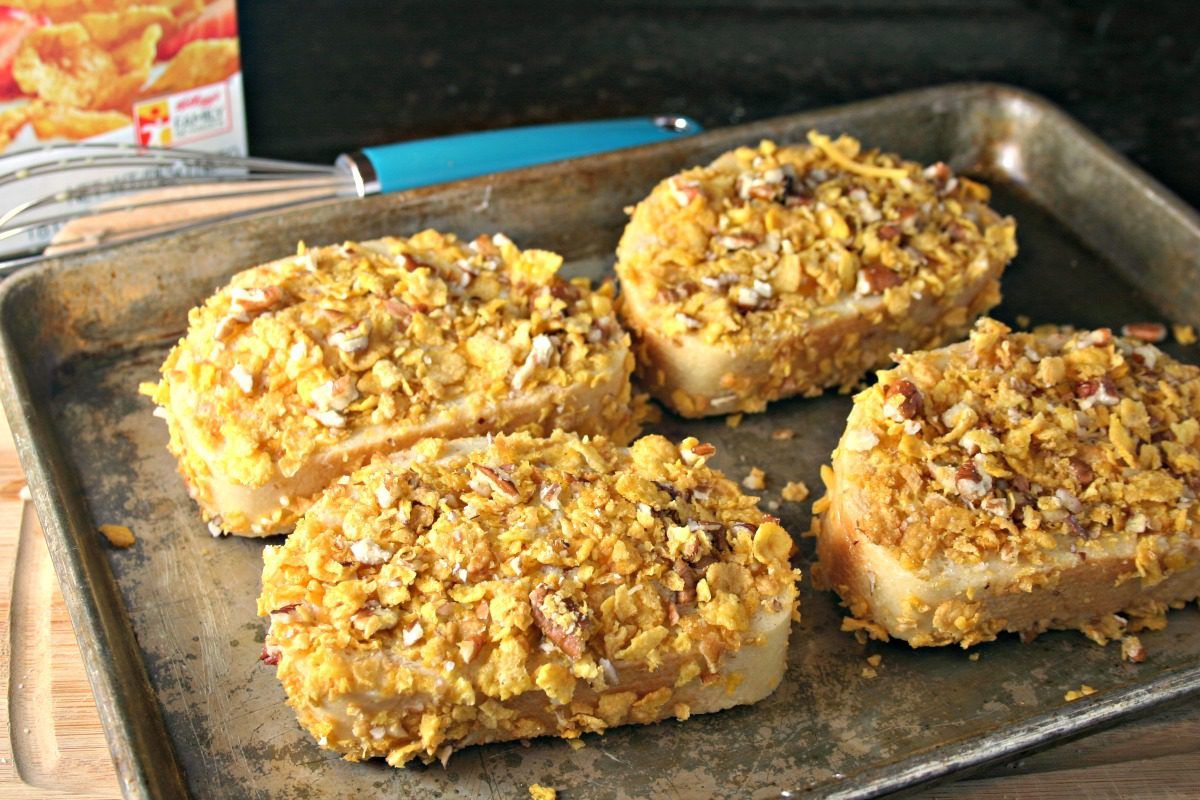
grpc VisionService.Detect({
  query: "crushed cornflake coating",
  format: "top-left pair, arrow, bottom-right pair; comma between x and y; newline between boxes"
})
616,132 -> 1017,416
258,431 -> 799,767
144,231 -> 640,535
813,318 -> 1200,648
1174,323 -> 1198,345
826,318 -> 1200,567
781,480 -> 810,503
529,785 -> 557,800
98,523 -> 135,548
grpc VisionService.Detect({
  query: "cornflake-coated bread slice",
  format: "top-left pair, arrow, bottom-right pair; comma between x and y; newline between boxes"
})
258,431 -> 799,767
813,318 -> 1200,648
615,132 -> 1018,417
144,230 -> 640,536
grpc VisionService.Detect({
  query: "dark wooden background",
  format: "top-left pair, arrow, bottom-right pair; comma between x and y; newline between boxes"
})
237,0 -> 1200,207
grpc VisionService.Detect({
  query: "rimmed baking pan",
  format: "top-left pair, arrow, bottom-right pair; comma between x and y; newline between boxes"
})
2,83 -> 1199,799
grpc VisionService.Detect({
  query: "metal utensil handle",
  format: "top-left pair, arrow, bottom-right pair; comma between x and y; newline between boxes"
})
342,115 -> 701,195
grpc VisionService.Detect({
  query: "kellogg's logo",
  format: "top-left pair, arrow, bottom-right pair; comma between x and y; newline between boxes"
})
134,81 -> 233,148
135,100 -> 171,146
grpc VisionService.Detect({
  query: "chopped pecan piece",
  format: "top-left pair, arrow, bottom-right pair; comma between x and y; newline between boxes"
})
529,584 -> 587,659
656,282 -> 694,303
1074,376 -> 1119,408
474,465 -> 520,499
1121,635 -> 1147,664
669,177 -> 702,206
471,234 -> 501,259
383,297 -> 413,323
312,374 -> 359,412
718,234 -> 759,251
329,320 -> 371,353
883,379 -> 924,421
856,263 -> 904,295
955,460 -> 992,503
734,285 -> 767,310
1121,322 -> 1167,343
394,253 -> 422,271
1069,457 -> 1094,487
546,277 -> 582,303
672,557 -> 712,604
1078,328 -> 1113,348
259,643 -> 281,666
230,285 -> 284,317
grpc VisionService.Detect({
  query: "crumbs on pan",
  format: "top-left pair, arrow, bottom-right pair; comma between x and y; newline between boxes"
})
742,467 -> 767,492
1174,323 -> 1197,345
99,524 -> 135,548
1120,635 -> 1147,663
781,480 -> 809,503
529,785 -> 557,800
1064,685 -> 1097,702
772,428 -> 796,440
861,653 -> 882,678
258,432 -> 799,767
726,413 -> 743,428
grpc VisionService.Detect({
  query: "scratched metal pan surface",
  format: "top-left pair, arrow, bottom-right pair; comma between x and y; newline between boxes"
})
2,83 -> 1200,800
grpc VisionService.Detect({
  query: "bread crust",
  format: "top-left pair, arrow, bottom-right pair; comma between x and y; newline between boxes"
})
621,258 -> 1001,417
146,231 -> 640,536
615,133 -> 1017,417
259,432 -> 799,766
813,319 -> 1200,647
817,454 -> 1200,647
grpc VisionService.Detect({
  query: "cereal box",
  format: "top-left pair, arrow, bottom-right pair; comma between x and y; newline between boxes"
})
0,0 -> 247,257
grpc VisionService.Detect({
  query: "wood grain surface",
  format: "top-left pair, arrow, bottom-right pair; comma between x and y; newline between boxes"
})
0,410 -> 1195,799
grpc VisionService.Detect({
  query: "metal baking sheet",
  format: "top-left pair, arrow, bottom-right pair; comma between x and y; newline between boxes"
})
3,83 -> 1200,800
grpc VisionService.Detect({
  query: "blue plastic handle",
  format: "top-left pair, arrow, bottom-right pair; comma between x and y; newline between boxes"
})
357,116 -> 701,194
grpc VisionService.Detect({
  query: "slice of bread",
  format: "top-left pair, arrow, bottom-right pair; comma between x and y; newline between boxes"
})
144,230 -> 640,536
615,132 -> 1017,417
813,318 -> 1200,647
258,431 -> 799,767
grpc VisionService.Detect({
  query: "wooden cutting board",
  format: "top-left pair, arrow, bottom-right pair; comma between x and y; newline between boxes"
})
0,410 -> 1195,800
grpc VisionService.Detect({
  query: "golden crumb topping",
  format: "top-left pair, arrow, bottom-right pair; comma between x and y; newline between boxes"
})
144,231 -> 634,513
818,318 -> 1200,574
98,523 -> 135,548
258,431 -> 798,766
616,132 -> 1016,347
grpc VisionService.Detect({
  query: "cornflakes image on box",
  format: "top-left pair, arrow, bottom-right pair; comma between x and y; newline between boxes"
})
0,0 -> 245,150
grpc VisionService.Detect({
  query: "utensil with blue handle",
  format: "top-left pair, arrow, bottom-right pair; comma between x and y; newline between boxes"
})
0,114 -> 701,266
344,115 -> 700,194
